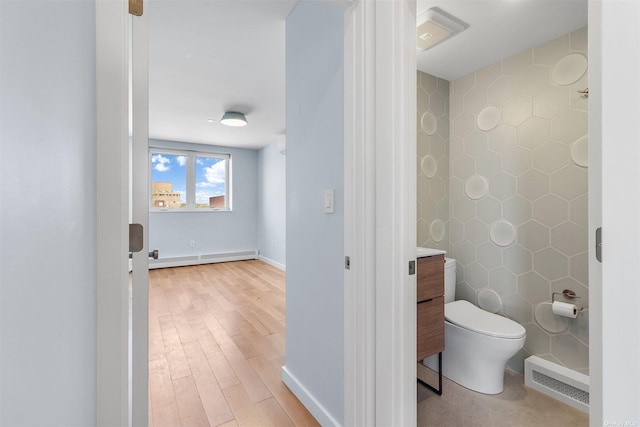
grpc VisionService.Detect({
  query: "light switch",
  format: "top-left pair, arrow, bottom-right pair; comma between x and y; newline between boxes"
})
324,189 -> 334,213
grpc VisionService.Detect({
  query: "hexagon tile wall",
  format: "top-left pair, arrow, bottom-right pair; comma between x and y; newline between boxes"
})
417,72 -> 450,253
417,27 -> 589,375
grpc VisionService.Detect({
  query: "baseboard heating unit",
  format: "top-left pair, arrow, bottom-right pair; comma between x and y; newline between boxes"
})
149,250 -> 258,269
524,355 -> 589,413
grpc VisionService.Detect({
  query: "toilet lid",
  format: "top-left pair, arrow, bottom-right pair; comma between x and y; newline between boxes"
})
445,300 -> 526,339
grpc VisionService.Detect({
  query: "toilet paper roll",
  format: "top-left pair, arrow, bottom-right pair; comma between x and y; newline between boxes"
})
552,301 -> 578,318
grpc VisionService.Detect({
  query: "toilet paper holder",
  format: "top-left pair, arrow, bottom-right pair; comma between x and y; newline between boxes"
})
552,289 -> 584,311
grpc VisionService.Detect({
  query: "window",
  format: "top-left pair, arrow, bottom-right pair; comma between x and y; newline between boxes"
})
150,149 -> 230,211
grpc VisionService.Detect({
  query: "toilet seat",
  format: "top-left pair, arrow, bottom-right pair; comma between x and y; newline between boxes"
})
445,300 -> 526,339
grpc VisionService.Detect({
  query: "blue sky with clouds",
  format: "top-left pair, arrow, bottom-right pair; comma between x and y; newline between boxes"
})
151,153 -> 226,205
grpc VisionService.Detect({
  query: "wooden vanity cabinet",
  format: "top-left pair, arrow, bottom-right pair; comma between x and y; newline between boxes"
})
416,254 -> 445,362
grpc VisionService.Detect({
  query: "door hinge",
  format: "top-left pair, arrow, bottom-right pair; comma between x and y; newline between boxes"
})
129,223 -> 144,253
129,0 -> 143,16
596,227 -> 602,262
345,256 -> 351,270
409,260 -> 416,275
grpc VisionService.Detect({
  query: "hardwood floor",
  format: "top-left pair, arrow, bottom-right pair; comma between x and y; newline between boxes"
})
148,260 -> 320,427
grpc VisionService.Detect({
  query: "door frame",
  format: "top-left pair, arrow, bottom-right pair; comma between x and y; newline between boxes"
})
96,0 -> 418,425
343,0 -> 417,425
588,1 -> 640,423
343,0 -> 376,424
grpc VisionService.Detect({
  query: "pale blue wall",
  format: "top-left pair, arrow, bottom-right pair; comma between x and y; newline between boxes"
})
285,0 -> 344,423
149,139 -> 258,258
257,141 -> 286,267
0,1 -> 97,425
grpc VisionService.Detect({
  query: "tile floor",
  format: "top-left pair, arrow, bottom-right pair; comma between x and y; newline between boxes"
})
417,366 -> 588,427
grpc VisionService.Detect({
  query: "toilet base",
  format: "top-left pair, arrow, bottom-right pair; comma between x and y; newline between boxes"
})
443,361 -> 507,395
423,319 -> 525,395
423,351 -> 508,395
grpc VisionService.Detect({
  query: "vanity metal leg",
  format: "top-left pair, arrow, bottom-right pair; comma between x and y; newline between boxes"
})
417,352 -> 442,396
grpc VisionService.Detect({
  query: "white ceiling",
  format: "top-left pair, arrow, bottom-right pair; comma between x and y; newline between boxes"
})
417,0 -> 588,80
148,0 -> 587,150
148,0 -> 297,149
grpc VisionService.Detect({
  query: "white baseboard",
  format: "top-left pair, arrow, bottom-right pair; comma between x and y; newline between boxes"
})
258,255 -> 286,271
148,250 -> 258,269
281,366 -> 340,427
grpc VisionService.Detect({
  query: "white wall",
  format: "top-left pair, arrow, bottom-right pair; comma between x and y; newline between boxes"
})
0,1 -> 97,425
284,0 -> 344,424
148,139 -> 259,258
257,141 -> 286,269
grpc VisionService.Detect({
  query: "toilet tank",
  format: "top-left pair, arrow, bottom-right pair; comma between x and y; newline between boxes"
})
444,258 -> 456,303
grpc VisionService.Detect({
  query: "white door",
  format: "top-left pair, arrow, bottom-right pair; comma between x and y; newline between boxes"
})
131,5 -> 150,427
96,1 -> 149,426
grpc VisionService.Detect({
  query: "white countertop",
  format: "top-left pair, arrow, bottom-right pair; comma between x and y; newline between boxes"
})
416,247 -> 447,258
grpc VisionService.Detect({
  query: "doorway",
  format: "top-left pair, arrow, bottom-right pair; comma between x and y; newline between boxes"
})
144,1 -> 292,425
98,1 -> 640,425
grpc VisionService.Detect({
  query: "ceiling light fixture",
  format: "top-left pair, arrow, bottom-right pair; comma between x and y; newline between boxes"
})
220,111 -> 247,127
417,7 -> 468,51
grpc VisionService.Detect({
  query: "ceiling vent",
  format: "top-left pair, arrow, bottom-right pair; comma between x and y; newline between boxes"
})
417,7 -> 468,51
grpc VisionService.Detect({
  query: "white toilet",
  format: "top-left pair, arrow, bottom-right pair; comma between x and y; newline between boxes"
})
424,258 -> 526,394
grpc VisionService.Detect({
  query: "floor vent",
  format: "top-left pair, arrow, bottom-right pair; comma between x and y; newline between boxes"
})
524,356 -> 589,413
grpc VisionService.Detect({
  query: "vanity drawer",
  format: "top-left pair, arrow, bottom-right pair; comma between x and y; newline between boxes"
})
417,254 -> 444,302
417,296 -> 444,361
